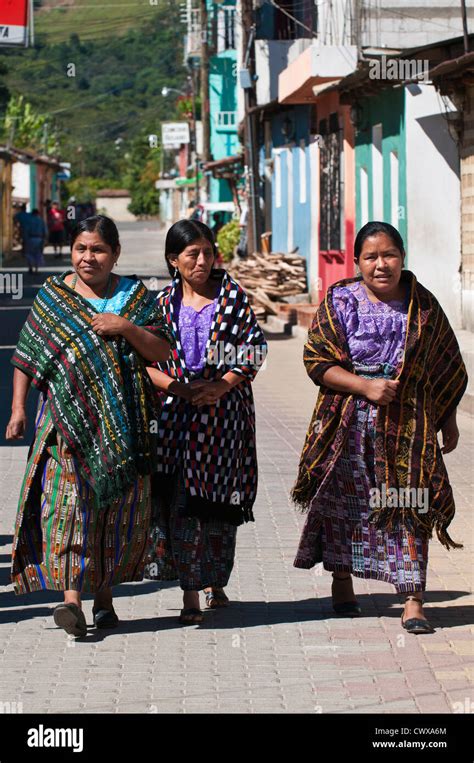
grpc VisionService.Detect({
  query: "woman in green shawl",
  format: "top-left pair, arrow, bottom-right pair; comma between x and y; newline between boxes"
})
6,215 -> 171,638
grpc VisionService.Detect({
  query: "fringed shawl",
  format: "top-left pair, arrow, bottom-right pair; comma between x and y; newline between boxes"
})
291,270 -> 468,550
12,272 -> 171,509
151,269 -> 268,526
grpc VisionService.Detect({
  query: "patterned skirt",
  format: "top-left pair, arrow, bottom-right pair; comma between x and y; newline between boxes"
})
144,471 -> 237,591
294,394 -> 429,594
11,398 -> 152,594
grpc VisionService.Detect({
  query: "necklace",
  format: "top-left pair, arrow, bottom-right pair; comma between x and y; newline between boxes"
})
70,272 -> 114,313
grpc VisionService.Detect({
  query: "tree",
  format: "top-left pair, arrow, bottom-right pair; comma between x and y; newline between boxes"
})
2,95 -> 59,154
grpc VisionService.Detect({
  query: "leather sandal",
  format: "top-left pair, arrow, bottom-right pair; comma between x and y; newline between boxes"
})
179,608 -> 204,625
331,573 -> 362,616
204,588 -> 230,609
92,606 -> 119,629
401,595 -> 435,634
53,603 -> 88,638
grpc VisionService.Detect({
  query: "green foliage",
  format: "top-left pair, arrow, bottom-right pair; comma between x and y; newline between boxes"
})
122,132 -> 162,217
217,220 -> 240,262
2,95 -> 59,154
0,0 -> 185,194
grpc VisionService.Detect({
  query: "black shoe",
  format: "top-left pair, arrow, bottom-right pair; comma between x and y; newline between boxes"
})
401,595 -> 435,634
92,606 -> 119,629
333,601 -> 362,616
331,573 -> 362,617
53,603 -> 88,638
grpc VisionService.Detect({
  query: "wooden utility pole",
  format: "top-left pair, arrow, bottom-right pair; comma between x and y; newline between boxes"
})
461,0 -> 469,55
241,0 -> 261,254
200,0 -> 211,199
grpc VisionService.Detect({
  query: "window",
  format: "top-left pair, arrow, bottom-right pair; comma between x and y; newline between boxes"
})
390,151 -> 399,226
299,140 -> 307,205
372,124 -> 383,220
274,151 -> 282,209
360,167 -> 369,226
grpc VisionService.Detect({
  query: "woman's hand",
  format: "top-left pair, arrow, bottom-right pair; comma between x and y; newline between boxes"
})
441,411 -> 459,454
167,380 -> 206,402
91,313 -> 127,337
6,408 -> 27,440
365,379 -> 400,405
191,380 -> 228,407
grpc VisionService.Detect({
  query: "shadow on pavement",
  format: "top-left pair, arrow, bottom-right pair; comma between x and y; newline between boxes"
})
1,589 -> 471,634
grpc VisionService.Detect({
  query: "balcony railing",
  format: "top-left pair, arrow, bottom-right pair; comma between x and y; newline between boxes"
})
215,111 -> 238,130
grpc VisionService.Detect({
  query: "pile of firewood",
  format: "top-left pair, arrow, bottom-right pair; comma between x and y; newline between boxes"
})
228,251 -> 307,316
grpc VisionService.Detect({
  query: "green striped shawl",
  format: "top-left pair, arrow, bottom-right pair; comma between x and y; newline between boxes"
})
12,272 -> 171,509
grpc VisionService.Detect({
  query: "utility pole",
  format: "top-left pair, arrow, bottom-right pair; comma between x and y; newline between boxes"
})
461,0 -> 469,55
353,0 -> 361,61
199,0 -> 211,200
241,0 -> 261,255
188,70 -> 200,205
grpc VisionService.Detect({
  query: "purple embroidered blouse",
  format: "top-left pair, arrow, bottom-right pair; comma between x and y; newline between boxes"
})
173,293 -> 218,373
332,280 -> 408,368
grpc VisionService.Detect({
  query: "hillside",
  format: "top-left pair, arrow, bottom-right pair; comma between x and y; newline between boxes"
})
0,0 -> 186,198
34,0 -> 161,43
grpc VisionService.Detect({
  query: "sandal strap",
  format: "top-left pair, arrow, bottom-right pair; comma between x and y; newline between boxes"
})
405,594 -> 423,603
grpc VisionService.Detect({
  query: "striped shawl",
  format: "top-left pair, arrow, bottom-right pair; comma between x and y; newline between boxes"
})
12,272 -> 171,509
291,270 -> 468,550
151,269 -> 268,525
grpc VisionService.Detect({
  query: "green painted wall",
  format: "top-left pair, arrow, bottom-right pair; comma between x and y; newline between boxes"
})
355,87 -> 407,252
29,163 -> 37,209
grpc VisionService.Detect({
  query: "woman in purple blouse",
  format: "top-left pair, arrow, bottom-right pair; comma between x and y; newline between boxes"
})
145,220 -> 267,624
293,221 -> 466,634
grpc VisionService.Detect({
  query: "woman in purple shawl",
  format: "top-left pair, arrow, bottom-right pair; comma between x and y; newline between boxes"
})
293,222 -> 466,635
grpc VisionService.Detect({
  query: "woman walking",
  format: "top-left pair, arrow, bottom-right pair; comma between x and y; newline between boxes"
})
6,215 -> 171,637
145,220 -> 267,624
292,221 -> 467,634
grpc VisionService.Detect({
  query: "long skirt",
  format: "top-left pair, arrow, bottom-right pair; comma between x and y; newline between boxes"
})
144,471 -> 237,591
11,398 -> 152,594
24,236 -> 44,267
294,397 -> 429,593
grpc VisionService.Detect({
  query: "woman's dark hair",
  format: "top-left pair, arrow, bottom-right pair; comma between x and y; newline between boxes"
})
354,221 -> 405,261
70,214 -> 120,254
165,219 -> 216,277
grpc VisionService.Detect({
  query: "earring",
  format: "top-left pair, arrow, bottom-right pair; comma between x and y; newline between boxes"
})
174,267 -> 179,279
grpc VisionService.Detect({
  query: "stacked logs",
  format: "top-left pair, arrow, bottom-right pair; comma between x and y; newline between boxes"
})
228,252 -> 307,318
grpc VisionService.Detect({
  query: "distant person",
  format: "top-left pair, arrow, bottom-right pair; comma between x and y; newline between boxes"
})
47,201 -> 66,259
186,199 -> 196,219
237,192 -> 248,258
211,211 -> 224,238
14,204 -> 31,258
23,209 -> 47,274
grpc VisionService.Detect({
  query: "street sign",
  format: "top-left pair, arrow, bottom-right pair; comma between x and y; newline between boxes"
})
161,122 -> 190,149
57,162 -> 71,180
0,0 -> 29,46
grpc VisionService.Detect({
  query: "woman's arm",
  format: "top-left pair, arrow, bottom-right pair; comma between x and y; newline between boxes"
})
90,314 -> 170,362
120,321 -> 170,362
321,365 -> 400,405
6,368 -> 32,439
147,367 -> 196,400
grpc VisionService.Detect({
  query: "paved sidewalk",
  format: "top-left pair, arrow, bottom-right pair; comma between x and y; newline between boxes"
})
0,330 -> 472,714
